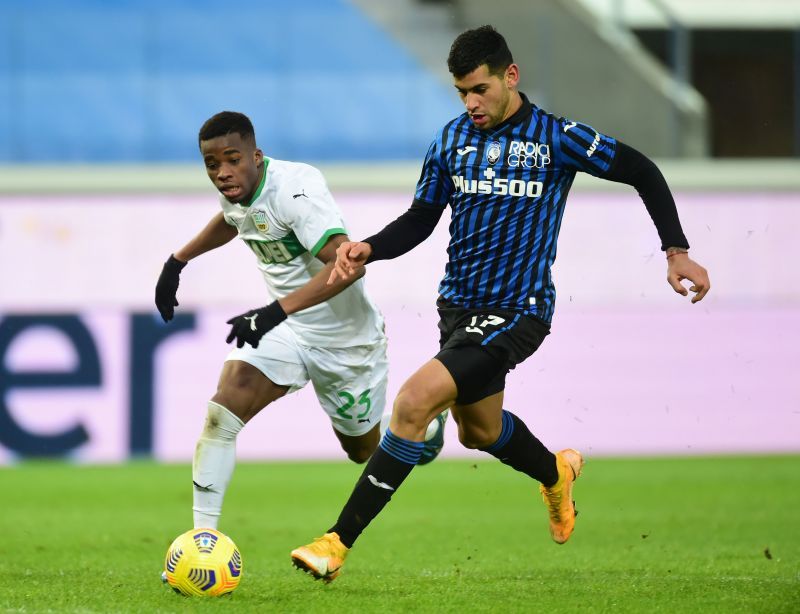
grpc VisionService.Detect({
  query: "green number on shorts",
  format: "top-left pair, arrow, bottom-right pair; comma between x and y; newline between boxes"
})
336,392 -> 356,419
356,390 -> 372,419
336,389 -> 372,420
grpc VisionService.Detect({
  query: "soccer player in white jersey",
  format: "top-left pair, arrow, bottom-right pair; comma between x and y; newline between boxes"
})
154,111 -> 446,532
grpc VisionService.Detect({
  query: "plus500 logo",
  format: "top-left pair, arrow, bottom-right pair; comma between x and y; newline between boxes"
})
451,175 -> 543,198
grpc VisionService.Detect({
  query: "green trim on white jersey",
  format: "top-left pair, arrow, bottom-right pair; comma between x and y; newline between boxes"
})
241,158 -> 269,208
310,227 -> 347,257
245,231 -> 307,264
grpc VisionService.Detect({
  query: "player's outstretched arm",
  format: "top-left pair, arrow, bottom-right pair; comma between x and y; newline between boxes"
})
282,234 -> 366,313
665,248 -> 711,303
326,200 -> 445,285
225,234 -> 366,349
600,142 -> 711,303
173,212 -> 238,263
155,212 -> 237,322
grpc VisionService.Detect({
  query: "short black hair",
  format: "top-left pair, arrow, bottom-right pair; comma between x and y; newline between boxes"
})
447,25 -> 513,79
198,111 -> 255,147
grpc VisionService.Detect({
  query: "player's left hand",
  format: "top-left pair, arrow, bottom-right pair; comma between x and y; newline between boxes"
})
225,301 -> 288,348
666,253 -> 710,303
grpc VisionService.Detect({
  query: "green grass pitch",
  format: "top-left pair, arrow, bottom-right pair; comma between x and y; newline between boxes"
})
1,456 -> 798,613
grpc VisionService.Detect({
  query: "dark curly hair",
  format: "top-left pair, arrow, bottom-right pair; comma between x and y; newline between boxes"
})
198,111 -> 255,147
447,25 -> 514,79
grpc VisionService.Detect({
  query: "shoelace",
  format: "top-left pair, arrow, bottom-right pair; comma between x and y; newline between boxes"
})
308,535 -> 331,553
542,485 -> 564,520
308,534 -> 343,556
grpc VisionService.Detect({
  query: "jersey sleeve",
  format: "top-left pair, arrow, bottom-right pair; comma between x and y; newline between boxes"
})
282,166 -> 348,256
555,117 -> 617,177
413,135 -> 452,207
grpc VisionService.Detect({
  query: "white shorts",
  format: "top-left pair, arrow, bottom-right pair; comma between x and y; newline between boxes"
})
225,324 -> 388,437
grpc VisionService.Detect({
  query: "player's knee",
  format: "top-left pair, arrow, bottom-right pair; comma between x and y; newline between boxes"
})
457,423 -> 497,450
392,390 -> 432,429
213,364 -> 265,420
218,362 -> 260,394
199,401 -> 244,443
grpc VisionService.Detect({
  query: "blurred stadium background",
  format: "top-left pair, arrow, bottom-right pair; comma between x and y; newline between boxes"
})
1,0 -> 798,465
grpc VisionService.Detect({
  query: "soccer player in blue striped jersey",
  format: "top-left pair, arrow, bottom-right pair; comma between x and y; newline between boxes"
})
291,25 -> 711,582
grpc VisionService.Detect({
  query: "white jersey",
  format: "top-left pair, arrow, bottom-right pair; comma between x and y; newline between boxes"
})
219,158 -> 385,348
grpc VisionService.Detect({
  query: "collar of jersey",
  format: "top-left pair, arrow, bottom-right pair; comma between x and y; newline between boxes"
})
240,158 -> 270,207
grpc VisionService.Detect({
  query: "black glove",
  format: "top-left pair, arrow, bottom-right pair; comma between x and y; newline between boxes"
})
225,301 -> 288,348
155,255 -> 187,322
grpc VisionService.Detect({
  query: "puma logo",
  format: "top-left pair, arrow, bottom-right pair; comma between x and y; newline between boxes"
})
292,190 -> 308,199
244,314 -> 259,331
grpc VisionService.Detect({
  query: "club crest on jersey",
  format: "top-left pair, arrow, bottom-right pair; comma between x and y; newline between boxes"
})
486,141 -> 502,165
252,210 -> 269,233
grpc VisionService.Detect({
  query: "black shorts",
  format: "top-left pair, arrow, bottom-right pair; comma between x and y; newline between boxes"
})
434,297 -> 550,405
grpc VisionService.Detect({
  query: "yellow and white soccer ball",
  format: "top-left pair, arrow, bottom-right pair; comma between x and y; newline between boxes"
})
163,528 -> 242,597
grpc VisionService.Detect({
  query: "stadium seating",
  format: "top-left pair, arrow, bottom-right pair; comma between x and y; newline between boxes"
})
0,0 -> 457,162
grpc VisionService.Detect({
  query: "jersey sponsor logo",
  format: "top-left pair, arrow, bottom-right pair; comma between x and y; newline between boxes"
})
457,145 -> 477,156
451,171 -> 543,198
252,210 -> 269,232
486,140 -> 502,164
245,231 -> 306,265
563,121 -> 577,132
507,140 -> 551,168
586,132 -> 601,157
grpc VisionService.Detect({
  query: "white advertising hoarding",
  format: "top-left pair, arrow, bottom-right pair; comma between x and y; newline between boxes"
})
1,191 -> 798,462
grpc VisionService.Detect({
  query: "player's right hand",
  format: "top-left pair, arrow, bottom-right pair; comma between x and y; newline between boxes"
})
327,241 -> 372,285
666,252 -> 710,304
155,254 -> 187,322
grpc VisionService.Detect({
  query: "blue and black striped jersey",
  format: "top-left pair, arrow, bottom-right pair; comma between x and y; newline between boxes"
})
414,94 -> 616,323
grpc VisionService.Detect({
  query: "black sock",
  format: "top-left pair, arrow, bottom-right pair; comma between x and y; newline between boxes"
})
480,410 -> 558,486
329,429 -> 423,548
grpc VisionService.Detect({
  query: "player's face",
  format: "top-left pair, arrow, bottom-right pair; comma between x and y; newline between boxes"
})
454,63 -> 520,130
200,133 -> 264,204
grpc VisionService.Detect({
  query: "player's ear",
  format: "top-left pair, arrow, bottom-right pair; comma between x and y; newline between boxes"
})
254,148 -> 264,164
505,64 -> 519,89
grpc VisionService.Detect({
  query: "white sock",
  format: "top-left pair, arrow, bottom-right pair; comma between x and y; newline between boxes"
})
192,401 -> 244,529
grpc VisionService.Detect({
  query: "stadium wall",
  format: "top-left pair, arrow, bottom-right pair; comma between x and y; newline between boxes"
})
1,180 -> 798,463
